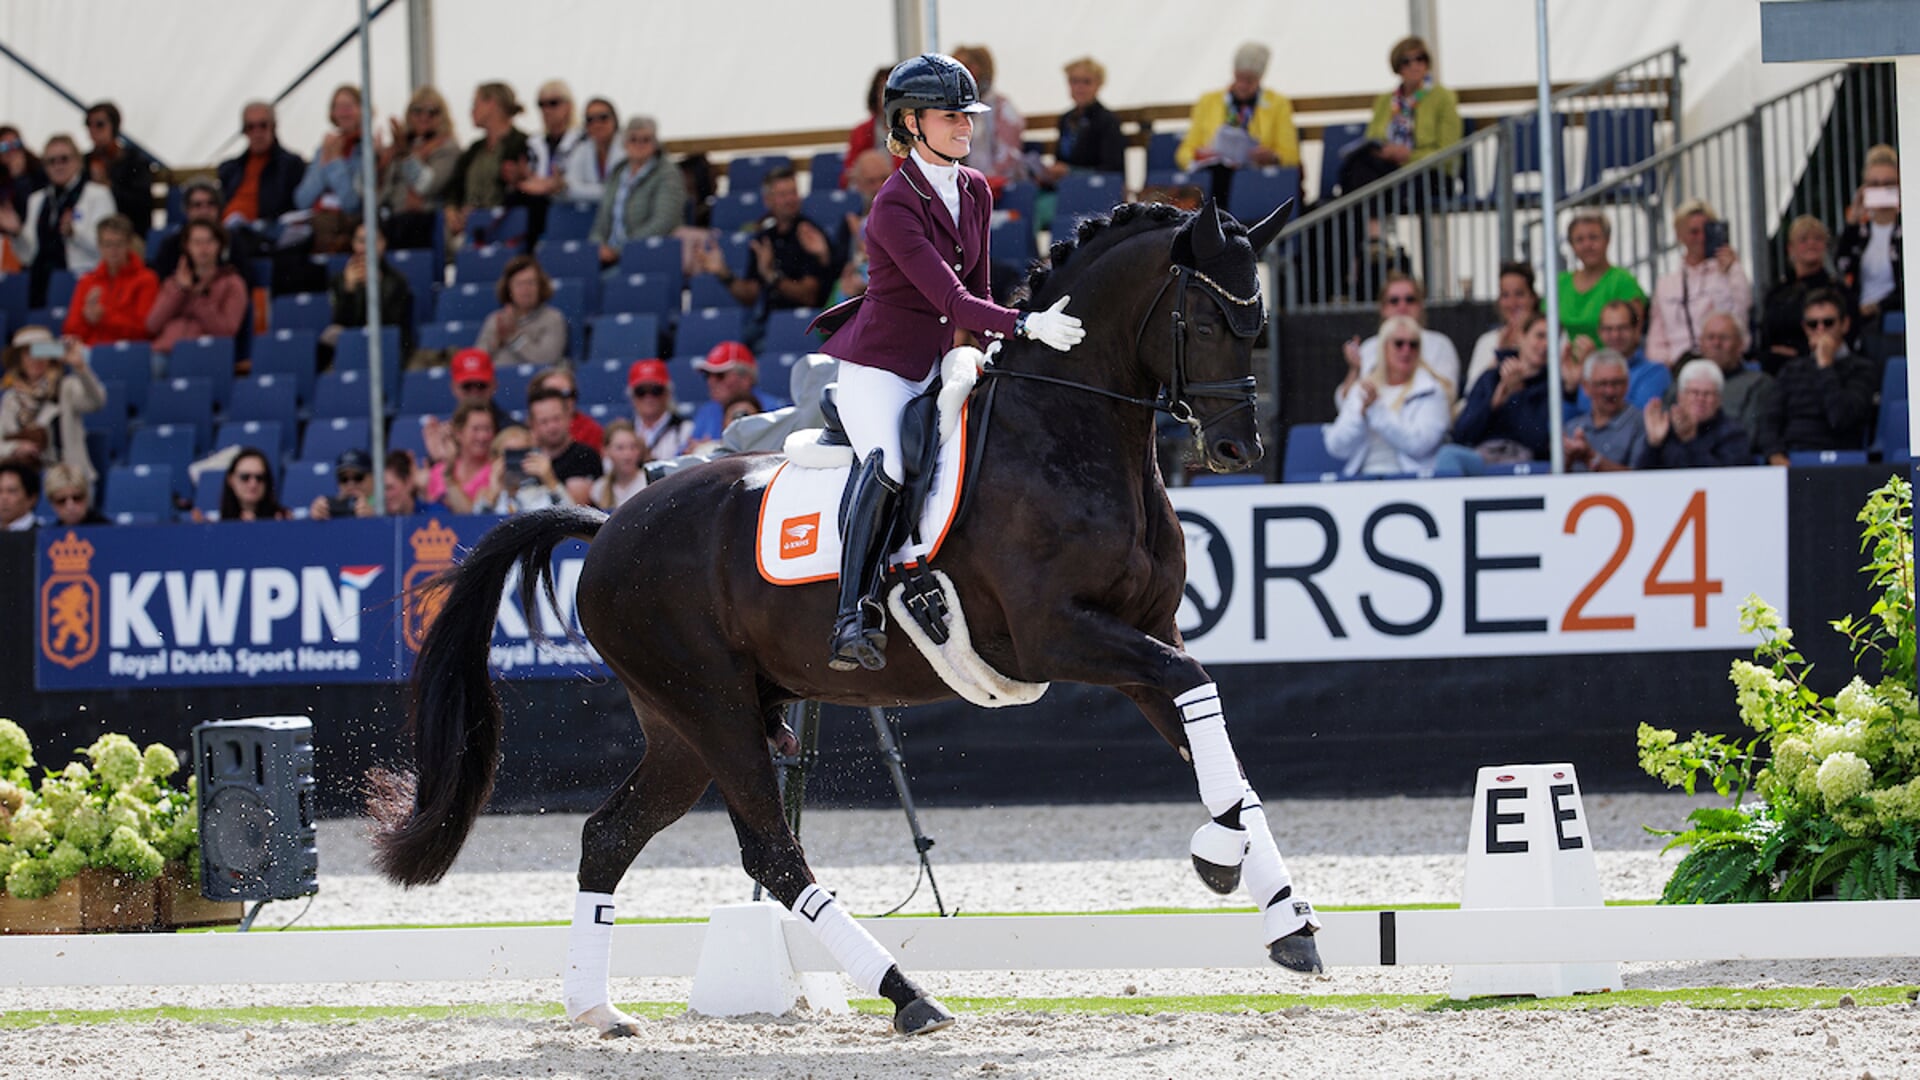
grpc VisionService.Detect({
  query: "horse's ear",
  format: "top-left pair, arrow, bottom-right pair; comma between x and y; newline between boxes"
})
1247,198 -> 1295,255
1191,198 -> 1227,261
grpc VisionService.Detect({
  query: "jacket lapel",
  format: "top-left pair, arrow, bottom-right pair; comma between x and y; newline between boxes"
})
903,155 -> 964,249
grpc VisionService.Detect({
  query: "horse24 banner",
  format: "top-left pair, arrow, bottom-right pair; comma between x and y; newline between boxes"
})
36,519 -> 403,689
1168,468 -> 1789,664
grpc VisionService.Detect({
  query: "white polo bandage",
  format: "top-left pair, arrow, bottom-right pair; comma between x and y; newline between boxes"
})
1241,798 -> 1319,940
792,883 -> 894,995
563,890 -> 618,1020
1176,683 -> 1243,817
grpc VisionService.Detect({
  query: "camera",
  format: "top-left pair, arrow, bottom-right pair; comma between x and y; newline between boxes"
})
1702,220 -> 1729,258
503,448 -> 530,474
325,495 -> 357,517
28,340 -> 65,360
1863,186 -> 1901,211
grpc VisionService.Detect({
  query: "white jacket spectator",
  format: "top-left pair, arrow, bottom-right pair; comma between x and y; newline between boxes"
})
1323,315 -> 1452,476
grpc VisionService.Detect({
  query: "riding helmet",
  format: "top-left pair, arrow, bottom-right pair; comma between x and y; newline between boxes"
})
884,54 -> 991,144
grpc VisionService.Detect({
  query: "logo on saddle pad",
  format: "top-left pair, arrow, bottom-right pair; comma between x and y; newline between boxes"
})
779,514 -> 821,559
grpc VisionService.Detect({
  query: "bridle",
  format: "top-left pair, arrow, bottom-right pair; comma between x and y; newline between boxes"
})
982,262 -> 1263,436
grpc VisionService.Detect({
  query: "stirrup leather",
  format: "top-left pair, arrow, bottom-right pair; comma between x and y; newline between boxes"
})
892,558 -> 951,645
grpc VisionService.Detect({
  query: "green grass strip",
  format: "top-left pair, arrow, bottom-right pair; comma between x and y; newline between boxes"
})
4,986 -> 1912,1029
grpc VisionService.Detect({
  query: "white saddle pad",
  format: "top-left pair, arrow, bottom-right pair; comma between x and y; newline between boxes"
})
755,403 -> 970,585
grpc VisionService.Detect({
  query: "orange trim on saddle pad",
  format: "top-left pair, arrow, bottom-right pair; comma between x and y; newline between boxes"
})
754,402 -> 971,586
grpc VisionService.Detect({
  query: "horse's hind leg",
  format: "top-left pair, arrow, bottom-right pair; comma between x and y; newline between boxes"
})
566,707 -> 713,1037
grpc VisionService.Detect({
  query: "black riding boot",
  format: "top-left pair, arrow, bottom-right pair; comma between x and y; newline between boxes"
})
829,451 -> 899,672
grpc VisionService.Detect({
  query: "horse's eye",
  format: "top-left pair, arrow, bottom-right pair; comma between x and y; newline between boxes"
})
1196,323 -> 1215,338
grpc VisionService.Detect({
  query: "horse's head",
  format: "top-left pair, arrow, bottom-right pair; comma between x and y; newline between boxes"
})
1158,197 -> 1292,472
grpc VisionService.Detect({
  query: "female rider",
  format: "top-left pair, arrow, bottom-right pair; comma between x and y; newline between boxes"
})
816,53 -> 1084,672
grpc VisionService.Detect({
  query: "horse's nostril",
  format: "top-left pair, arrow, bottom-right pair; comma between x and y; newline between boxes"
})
1212,440 -> 1244,461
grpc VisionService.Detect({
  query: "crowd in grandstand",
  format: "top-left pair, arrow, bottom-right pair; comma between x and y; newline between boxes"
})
0,36 -> 1907,527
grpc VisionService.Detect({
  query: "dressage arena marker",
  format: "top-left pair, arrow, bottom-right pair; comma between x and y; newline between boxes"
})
6,902 -> 1920,989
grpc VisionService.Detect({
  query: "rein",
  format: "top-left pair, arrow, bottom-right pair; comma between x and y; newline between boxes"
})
981,264 -> 1261,434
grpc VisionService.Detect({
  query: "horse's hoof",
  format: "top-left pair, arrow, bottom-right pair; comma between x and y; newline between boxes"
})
572,1002 -> 642,1038
1268,925 -> 1324,974
893,995 -> 955,1036
1191,854 -> 1242,895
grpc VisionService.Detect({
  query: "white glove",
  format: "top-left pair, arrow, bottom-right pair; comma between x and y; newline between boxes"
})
1020,295 -> 1085,352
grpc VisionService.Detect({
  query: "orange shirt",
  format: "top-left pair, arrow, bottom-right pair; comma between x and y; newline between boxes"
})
63,251 -> 160,345
225,152 -> 268,223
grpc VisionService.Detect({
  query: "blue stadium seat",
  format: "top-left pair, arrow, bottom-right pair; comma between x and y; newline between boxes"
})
419,320 -> 479,353
271,292 -> 333,333
1881,396 -> 1911,462
1788,449 -> 1870,467
1886,311 -> 1907,335
538,238 -> 601,284
125,426 -> 197,495
164,336 -> 237,410
669,355 -> 707,403
760,308 -> 820,355
719,233 -> 754,277
997,182 -> 1039,230
281,460 -> 337,516
725,154 -> 789,196
674,308 -> 747,361
455,243 -> 513,287
399,367 -> 450,415
589,313 -> 661,361
601,272 -> 678,317
142,377 -> 214,442
1282,423 -> 1343,482
215,419 -> 288,460
494,362 -> 541,411
311,369 -> 379,419
463,206 -> 527,249
194,470 -> 229,518
618,236 -> 683,280
544,201 -> 597,243
687,274 -> 738,310
990,218 -> 1036,264
761,351 -> 804,389
0,274 -> 27,329
1316,122 -> 1371,201
809,150 -> 845,193
387,248 -> 439,320
388,413 -> 433,461
45,268 -> 79,308
227,375 -> 299,431
1144,169 -> 1216,200
1497,111 -> 1568,205
251,329 -> 318,405
710,191 -> 766,235
91,340 -> 156,415
300,416 -> 373,463
1582,106 -> 1659,196
103,464 -> 175,520
803,188 -> 859,233
332,326 -> 404,398
1147,131 -> 1181,172
1226,166 -> 1301,225
82,381 -> 130,461
435,282 -> 496,323
548,277 -> 591,358
1052,171 -> 1127,230
26,306 -> 68,333
1883,356 -> 1907,401
577,358 -> 633,409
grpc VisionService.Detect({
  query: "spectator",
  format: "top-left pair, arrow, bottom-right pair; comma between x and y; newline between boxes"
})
425,349 -> 513,461
1835,143 -> 1903,337
593,420 -> 647,509
1557,211 -> 1648,350
0,328 -> 105,479
563,97 -> 624,207
422,401 -> 499,513
1638,360 -> 1751,469
1175,42 -> 1298,189
1322,313 -> 1450,476
1572,299 -> 1670,411
1757,215 -> 1837,372
307,447 -> 376,520
831,149 -> 893,304
1465,261 -> 1538,392
689,341 -> 783,446
218,102 -> 308,226
1339,36 -> 1462,197
292,85 -> 370,253
11,134 -> 116,307
0,458 -> 38,530
441,82 -> 531,242
62,214 -> 157,346
702,165 -> 830,314
843,68 -> 898,185
147,220 -> 248,355
43,461 -> 107,526
530,366 -> 603,453
1759,288 -> 1876,464
1039,58 -> 1126,186
949,45 -> 1030,192
1442,311 -> 1554,472
1563,350 -> 1645,473
525,383 -> 602,504
378,85 -> 459,251
150,177 -> 224,280
211,447 -> 290,522
625,359 -> 689,461
725,397 -> 764,425
1646,198 -> 1752,366
380,449 -> 438,517
480,423 -> 558,513
522,80 -> 583,199
1679,310 -> 1776,456
82,102 -> 157,229
0,126 -> 47,266
475,254 -> 567,366
1337,272 -> 1461,401
591,116 -> 686,267
323,223 -> 415,360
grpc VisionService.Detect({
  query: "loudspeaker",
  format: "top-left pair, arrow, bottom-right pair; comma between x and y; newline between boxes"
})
193,716 -> 319,903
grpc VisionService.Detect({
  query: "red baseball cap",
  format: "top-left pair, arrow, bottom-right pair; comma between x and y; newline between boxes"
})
627,359 -> 670,388
449,348 -> 495,385
694,341 -> 756,375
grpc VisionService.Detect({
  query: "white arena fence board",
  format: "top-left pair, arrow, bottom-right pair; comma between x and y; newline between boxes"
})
6,903 -> 1920,989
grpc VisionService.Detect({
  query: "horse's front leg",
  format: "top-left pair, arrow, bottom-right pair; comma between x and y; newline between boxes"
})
1049,616 -> 1321,973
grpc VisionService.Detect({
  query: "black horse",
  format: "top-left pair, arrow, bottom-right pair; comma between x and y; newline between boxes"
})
370,198 -> 1319,1038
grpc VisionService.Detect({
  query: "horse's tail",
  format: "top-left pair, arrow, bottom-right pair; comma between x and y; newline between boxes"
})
367,505 -> 606,886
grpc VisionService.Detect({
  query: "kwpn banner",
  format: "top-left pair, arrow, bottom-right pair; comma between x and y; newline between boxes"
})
398,516 -> 603,681
36,519 -> 402,689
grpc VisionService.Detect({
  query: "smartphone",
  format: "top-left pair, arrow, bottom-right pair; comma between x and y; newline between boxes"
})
1864,186 -> 1901,211
325,495 -> 357,517
1494,347 -> 1518,363
503,448 -> 530,473
28,341 -> 65,360
1702,220 -> 1728,257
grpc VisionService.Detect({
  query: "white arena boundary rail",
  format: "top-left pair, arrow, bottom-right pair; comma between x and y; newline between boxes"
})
6,903 -> 1920,990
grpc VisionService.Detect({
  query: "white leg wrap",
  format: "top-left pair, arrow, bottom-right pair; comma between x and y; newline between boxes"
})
1175,683 -> 1243,818
563,891 -> 619,1020
791,883 -> 895,996
1242,796 -> 1320,939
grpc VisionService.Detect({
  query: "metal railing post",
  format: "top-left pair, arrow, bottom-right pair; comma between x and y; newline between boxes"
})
1497,119 -> 1517,263
1744,110 -> 1772,291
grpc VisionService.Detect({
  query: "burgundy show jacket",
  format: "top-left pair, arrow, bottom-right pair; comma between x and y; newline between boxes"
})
817,155 -> 1021,381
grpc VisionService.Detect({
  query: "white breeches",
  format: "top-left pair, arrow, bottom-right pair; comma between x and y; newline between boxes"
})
834,360 -> 937,487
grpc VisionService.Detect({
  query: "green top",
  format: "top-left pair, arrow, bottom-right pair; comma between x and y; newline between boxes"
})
1365,83 -> 1463,174
1556,266 -> 1648,346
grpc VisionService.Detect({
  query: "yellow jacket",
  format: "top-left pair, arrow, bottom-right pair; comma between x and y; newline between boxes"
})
1364,83 -> 1463,166
1175,88 -> 1299,170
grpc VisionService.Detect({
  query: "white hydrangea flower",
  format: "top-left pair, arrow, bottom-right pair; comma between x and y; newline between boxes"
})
1816,751 -> 1873,807
1810,721 -> 1868,759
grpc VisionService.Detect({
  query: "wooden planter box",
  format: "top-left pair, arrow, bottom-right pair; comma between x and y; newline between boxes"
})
0,862 -> 241,935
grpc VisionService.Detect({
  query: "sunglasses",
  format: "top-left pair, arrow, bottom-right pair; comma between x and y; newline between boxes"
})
1383,294 -> 1418,306
586,113 -> 615,123
458,381 -> 492,392
337,471 -> 369,484
538,98 -> 567,108
51,492 -> 87,505
1803,316 -> 1840,329
42,154 -> 75,166
1388,339 -> 1420,350
631,384 -> 666,397
232,472 -> 267,484
87,118 -> 112,129
408,105 -> 441,116
703,370 -> 733,380
0,139 -> 19,153
1397,53 -> 1430,69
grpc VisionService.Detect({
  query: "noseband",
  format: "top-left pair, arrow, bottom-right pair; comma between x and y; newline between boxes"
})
984,264 -> 1263,436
